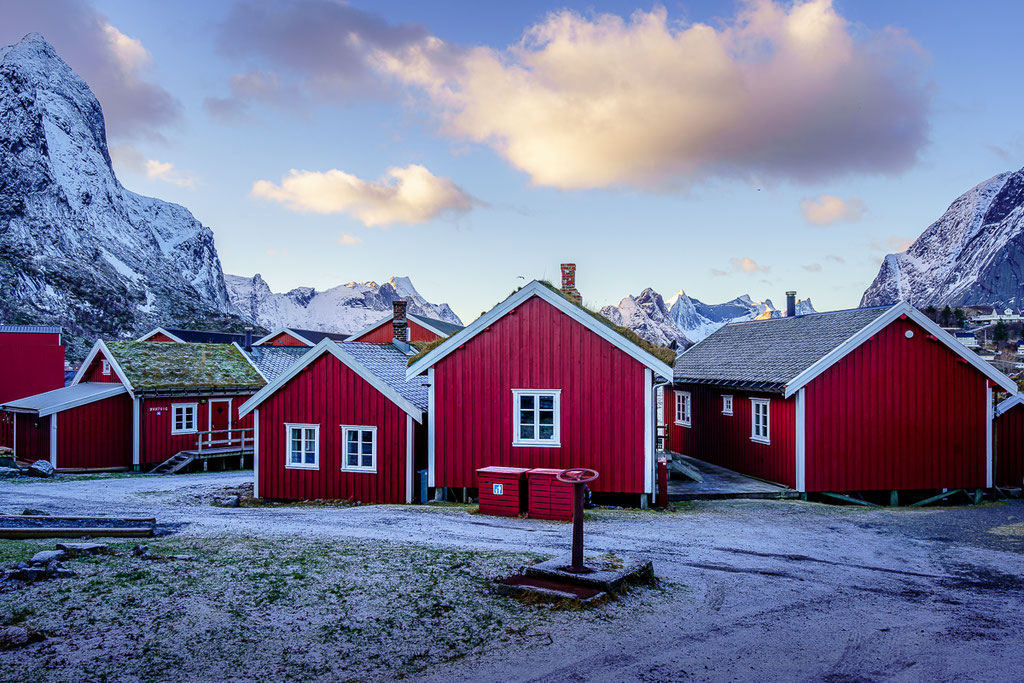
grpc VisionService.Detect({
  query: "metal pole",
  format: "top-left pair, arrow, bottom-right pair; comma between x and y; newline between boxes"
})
571,482 -> 585,571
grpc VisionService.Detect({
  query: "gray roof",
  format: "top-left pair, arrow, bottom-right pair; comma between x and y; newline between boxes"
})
245,346 -> 310,382
1,382 -> 127,416
339,342 -> 428,410
409,314 -> 464,337
673,307 -> 891,392
0,324 -> 61,334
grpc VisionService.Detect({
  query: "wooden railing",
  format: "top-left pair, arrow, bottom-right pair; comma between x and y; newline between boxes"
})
195,428 -> 254,455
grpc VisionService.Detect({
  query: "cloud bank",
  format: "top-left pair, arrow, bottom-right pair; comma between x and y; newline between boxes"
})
252,164 -> 479,227
376,0 -> 929,190
800,194 -> 867,225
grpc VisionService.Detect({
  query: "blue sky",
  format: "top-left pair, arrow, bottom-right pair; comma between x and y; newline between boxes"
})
4,0 -> 1024,323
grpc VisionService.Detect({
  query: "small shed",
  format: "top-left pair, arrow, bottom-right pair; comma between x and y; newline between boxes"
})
0,324 -> 65,449
477,466 -> 530,517
995,395 -> 1024,488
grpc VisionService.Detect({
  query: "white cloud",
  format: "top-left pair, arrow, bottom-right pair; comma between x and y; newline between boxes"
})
802,263 -> 823,272
375,0 -> 929,190
145,159 -> 198,188
800,194 -> 866,225
252,164 -> 480,227
730,257 -> 771,274
337,234 -> 363,246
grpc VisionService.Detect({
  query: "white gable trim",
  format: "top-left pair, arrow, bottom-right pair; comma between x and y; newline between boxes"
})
238,339 -> 424,422
783,303 -> 1018,398
137,327 -> 186,343
71,340 -> 135,397
232,342 -> 268,382
995,393 -> 1024,417
253,327 -> 316,347
406,280 -> 674,380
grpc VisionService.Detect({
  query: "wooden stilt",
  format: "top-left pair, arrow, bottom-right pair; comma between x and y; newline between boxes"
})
820,491 -> 881,507
890,490 -> 899,507
908,489 -> 963,507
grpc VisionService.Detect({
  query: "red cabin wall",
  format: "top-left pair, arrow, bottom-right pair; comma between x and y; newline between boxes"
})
804,317 -> 989,492
352,319 -> 443,344
995,403 -> 1024,488
55,395 -> 133,469
431,294 -> 650,495
0,341 -> 65,404
144,332 -> 179,343
14,413 -> 50,463
81,351 -> 123,383
664,385 -> 796,488
0,411 -> 12,450
261,332 -> 310,347
256,353 -> 414,503
139,394 -> 254,465
0,332 -> 60,346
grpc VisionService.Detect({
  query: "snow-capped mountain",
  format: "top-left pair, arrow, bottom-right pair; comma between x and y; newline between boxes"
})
862,168 -> 1024,308
601,289 -> 815,348
0,34 -> 240,359
226,274 -> 463,334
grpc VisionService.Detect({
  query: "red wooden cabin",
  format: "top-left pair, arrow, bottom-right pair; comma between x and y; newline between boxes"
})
239,332 -> 427,504
138,327 -> 250,345
405,276 -> 674,504
253,328 -> 349,347
666,302 -> 1016,494
0,325 -> 66,449
994,395 -> 1024,488
1,340 -> 265,471
346,301 -> 463,344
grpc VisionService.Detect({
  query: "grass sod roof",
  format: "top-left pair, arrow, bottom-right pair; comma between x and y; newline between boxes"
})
105,341 -> 266,393
407,281 -> 677,367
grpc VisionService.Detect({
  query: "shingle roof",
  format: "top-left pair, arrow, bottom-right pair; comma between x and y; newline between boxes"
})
339,342 -> 428,410
409,314 -> 464,337
0,324 -> 62,334
105,341 -> 266,394
163,329 -> 247,344
288,328 -> 350,344
1,382 -> 127,416
245,346 -> 310,382
673,307 -> 891,392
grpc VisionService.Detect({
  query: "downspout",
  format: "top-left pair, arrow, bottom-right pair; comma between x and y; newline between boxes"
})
651,375 -> 671,499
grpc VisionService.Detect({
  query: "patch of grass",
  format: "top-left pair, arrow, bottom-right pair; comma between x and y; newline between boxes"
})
989,522 -> 1024,536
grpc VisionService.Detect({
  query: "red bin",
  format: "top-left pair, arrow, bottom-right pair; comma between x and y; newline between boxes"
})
477,466 -> 530,517
526,468 -> 574,520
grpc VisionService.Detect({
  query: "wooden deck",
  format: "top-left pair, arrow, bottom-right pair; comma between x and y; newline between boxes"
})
664,453 -> 798,501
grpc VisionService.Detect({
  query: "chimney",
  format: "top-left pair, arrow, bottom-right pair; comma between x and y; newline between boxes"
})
244,327 -> 253,352
560,263 -> 582,304
785,291 -> 797,318
392,299 -> 409,343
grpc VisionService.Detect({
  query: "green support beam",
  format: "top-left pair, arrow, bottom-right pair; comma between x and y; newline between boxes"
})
820,491 -> 882,507
908,489 -> 964,507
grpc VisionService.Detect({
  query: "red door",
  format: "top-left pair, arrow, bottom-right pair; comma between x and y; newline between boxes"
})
209,399 -> 232,446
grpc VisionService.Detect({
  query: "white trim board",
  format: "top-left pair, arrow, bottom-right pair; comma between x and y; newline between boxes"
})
49,412 -> 57,468
795,388 -> 806,492
783,302 -> 1018,398
405,414 -> 414,504
253,408 -> 261,499
406,280 -> 674,381
71,340 -> 135,397
987,385 -> 994,488
238,338 -> 425,422
137,327 -> 185,343
644,368 -> 653,495
427,367 -> 435,488
253,327 -> 316,347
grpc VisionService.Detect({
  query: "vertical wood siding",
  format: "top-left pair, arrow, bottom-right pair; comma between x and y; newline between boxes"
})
995,403 -> 1024,488
0,332 -> 61,346
0,411 -> 11,449
14,413 -> 50,463
0,343 -> 65,404
805,317 -> 988,491
353,319 -> 444,344
257,354 -> 411,503
140,394 -> 254,465
261,332 -> 311,347
81,352 -> 123,383
664,384 -> 796,488
144,332 -> 178,342
56,395 -> 133,469
432,295 -> 649,494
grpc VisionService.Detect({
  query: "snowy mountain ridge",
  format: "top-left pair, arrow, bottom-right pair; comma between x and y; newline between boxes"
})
601,288 -> 815,348
862,168 -> 1024,307
226,274 -> 463,334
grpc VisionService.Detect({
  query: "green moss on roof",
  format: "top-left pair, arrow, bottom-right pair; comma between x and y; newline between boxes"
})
407,338 -> 446,366
105,341 -> 266,392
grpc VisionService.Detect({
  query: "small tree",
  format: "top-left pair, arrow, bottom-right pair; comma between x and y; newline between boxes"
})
924,305 -> 937,322
941,305 -> 953,326
954,308 -> 967,326
994,320 -> 1009,345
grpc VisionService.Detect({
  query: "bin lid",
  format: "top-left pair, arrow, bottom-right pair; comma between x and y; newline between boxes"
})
527,468 -> 564,476
477,466 -> 531,474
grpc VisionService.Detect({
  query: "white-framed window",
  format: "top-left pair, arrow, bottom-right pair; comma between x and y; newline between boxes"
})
171,403 -> 198,435
722,395 -> 733,416
751,399 -> 770,444
341,425 -> 377,472
285,423 -> 319,470
674,391 -> 691,427
512,389 -> 561,447
101,359 -> 111,376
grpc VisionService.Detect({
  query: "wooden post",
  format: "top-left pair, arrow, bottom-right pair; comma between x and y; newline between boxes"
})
657,457 -> 668,508
890,490 -> 898,507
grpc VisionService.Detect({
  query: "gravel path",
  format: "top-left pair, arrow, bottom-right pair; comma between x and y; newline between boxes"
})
3,472 -> 1023,681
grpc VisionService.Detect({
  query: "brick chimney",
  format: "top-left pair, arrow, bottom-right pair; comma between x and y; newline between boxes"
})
786,291 -> 797,317
392,300 -> 409,342
560,263 -> 582,304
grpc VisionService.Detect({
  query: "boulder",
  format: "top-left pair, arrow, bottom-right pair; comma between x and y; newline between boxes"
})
56,542 -> 112,558
220,495 -> 240,508
131,545 -> 152,558
21,508 -> 47,516
29,550 -> 64,566
0,467 -> 21,479
26,461 -> 55,478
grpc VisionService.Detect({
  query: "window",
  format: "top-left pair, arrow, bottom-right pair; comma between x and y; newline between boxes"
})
342,425 -> 377,472
512,390 -> 560,446
722,395 -> 733,416
751,399 -> 770,444
285,424 -> 319,469
101,359 -> 111,376
674,391 -> 691,427
171,403 -> 197,435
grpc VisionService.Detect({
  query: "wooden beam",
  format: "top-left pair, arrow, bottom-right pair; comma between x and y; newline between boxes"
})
820,491 -> 882,507
0,527 -> 154,539
908,489 -> 963,507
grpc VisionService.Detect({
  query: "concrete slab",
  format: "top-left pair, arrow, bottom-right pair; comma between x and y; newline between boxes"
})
526,553 -> 654,594
664,453 -> 798,501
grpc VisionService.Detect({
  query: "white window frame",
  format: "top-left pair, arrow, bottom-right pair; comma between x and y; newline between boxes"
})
171,403 -> 198,435
722,395 -> 733,416
512,389 -> 561,447
674,391 -> 691,427
341,425 -> 377,473
751,398 -> 770,444
101,359 -> 111,376
285,423 -> 320,470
